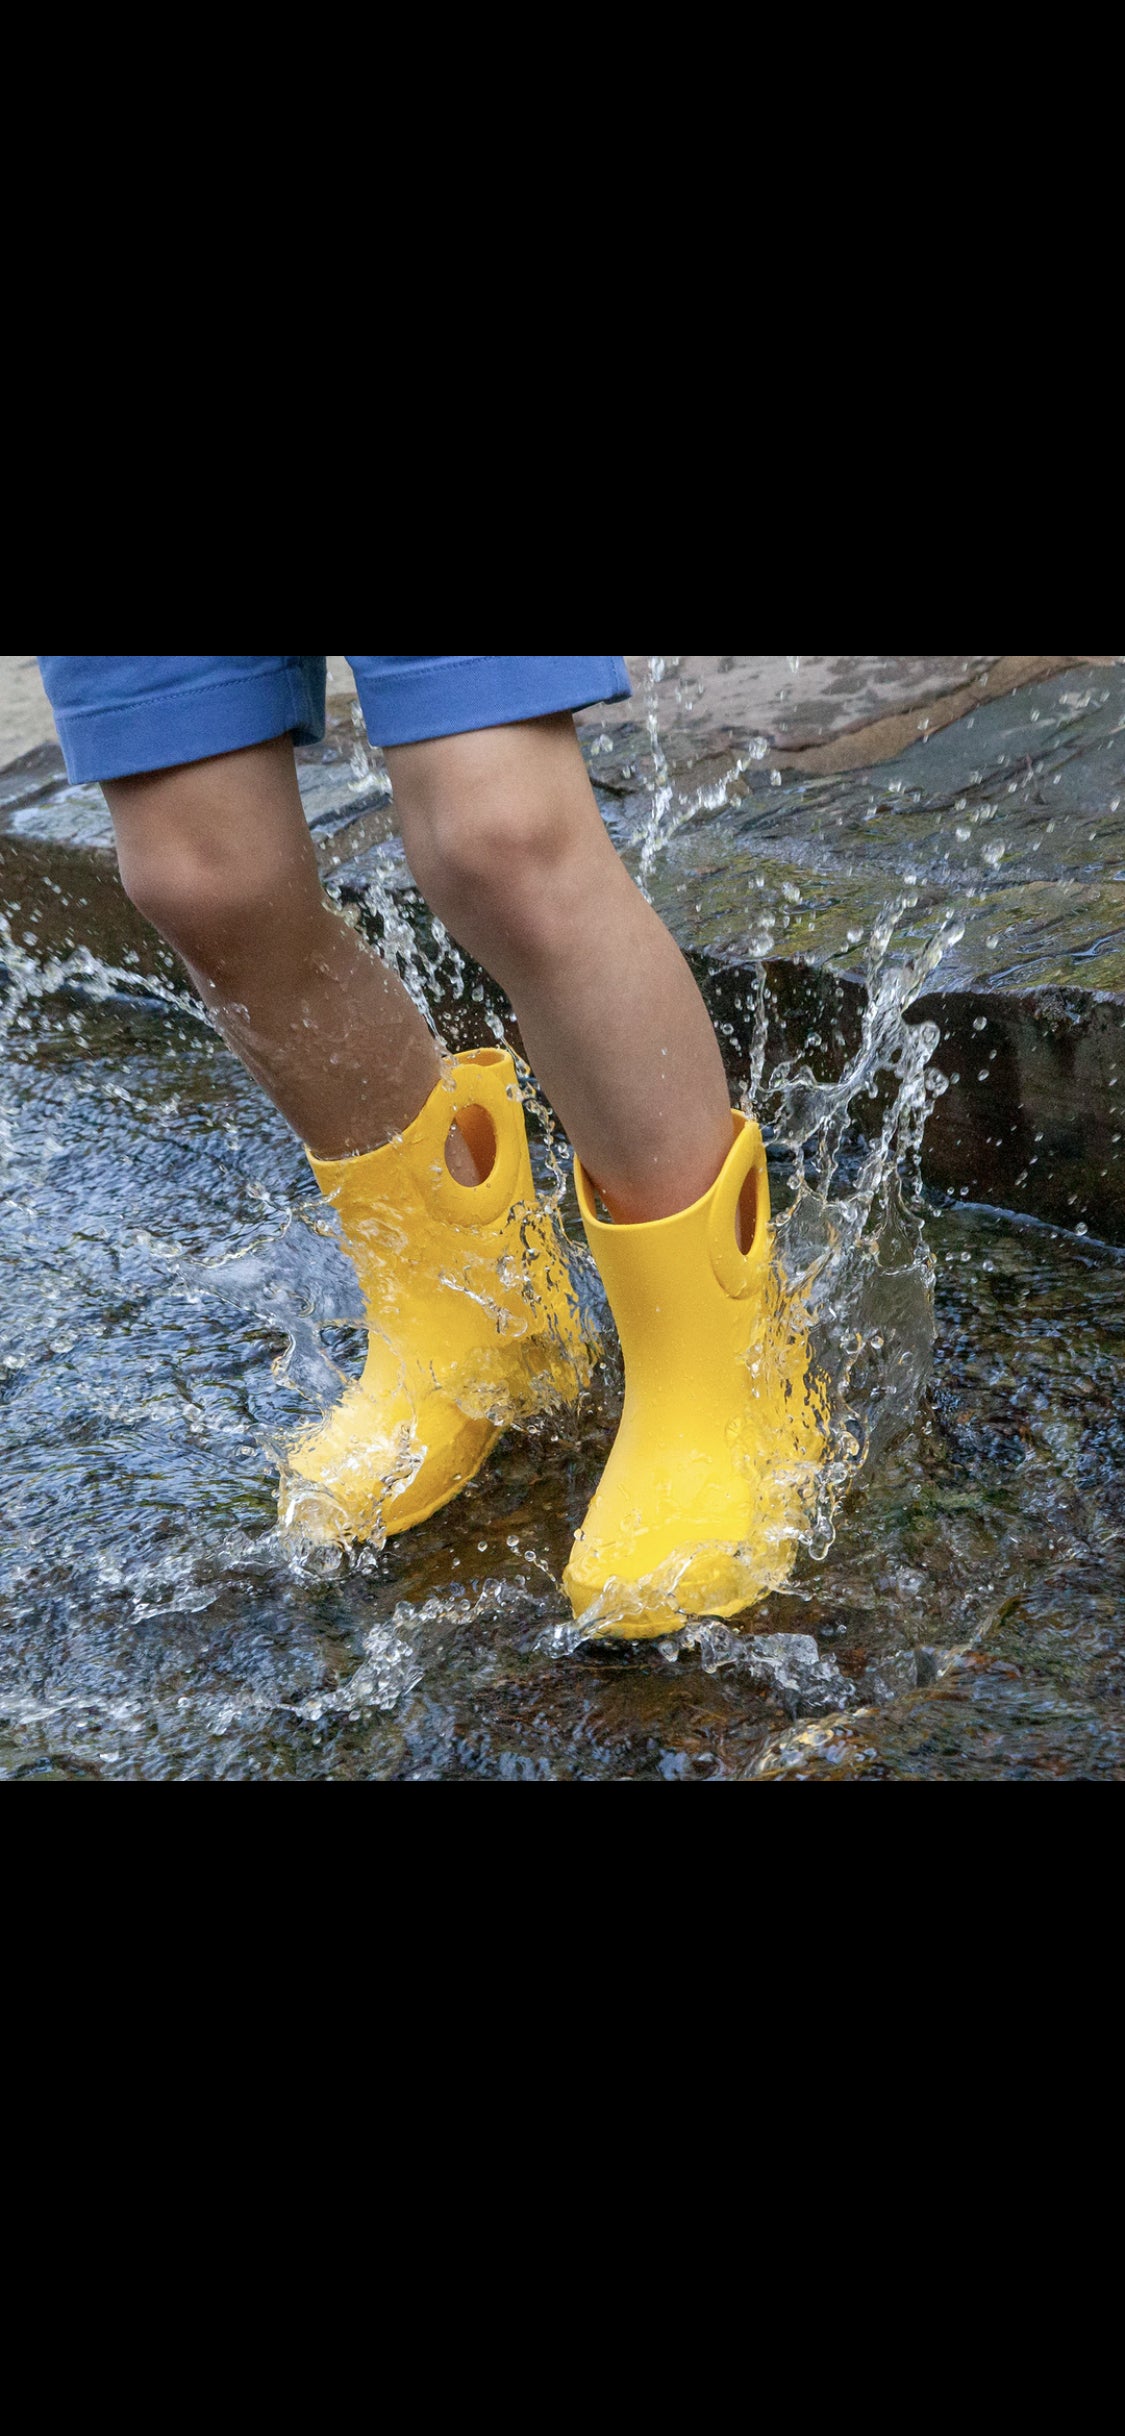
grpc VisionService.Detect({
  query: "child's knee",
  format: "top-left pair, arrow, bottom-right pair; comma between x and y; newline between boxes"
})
401,780 -> 596,961
409,791 -> 527,898
116,823 -> 279,963
106,740 -> 314,967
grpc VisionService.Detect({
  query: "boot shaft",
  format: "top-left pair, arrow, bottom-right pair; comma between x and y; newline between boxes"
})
574,1112 -> 772,1402
308,1048 -> 542,1333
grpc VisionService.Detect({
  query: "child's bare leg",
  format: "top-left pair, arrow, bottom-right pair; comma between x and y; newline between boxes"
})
104,736 -> 480,1174
387,713 -> 732,1224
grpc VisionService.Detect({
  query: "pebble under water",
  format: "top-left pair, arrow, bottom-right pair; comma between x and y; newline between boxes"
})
4,967 -> 1125,1781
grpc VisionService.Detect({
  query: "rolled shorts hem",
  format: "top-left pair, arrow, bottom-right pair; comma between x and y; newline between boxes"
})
349,655 -> 631,748
48,662 -> 327,785
41,656 -> 633,784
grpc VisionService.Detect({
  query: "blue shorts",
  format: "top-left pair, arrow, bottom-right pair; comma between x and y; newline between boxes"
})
36,655 -> 633,784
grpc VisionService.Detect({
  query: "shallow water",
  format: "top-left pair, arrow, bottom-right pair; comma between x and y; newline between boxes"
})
3,962 -> 1125,1779
5,655 -> 1125,1777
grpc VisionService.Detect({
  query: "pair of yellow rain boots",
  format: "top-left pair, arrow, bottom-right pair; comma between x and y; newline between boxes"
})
281,1045 -> 825,1638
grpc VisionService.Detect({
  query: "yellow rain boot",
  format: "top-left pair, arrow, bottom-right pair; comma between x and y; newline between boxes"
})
280,1047 -> 596,1544
562,1111 -> 826,1639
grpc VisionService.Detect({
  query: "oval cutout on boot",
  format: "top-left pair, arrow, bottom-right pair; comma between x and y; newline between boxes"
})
446,1104 -> 497,1186
707,1114 -> 770,1296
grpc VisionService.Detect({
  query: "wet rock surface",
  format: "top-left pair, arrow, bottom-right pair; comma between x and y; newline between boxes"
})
616,661 -> 1125,1242
578,653 -> 1116,779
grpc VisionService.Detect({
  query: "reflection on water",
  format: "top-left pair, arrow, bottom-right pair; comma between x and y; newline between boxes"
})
4,679 -> 1125,1777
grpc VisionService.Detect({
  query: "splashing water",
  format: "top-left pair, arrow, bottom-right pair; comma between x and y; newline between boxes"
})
1,680 -> 950,1628
756,900 -> 955,1564
387,652 -> 945,1633
634,653 -> 769,890
634,653 -> 676,891
0,670 -> 1027,1781
544,674 -> 955,1647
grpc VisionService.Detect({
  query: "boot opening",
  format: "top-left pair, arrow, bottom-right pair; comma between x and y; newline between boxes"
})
447,1105 -> 497,1185
736,1165 -> 758,1255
